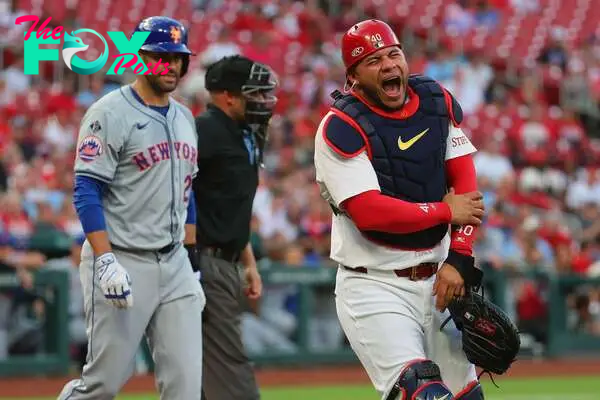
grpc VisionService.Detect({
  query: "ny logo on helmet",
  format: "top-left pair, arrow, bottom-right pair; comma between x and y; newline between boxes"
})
170,26 -> 181,43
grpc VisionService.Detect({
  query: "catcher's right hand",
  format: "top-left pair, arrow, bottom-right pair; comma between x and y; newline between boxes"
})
95,252 -> 133,309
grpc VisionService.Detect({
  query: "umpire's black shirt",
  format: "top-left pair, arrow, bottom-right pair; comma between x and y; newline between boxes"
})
193,103 -> 259,254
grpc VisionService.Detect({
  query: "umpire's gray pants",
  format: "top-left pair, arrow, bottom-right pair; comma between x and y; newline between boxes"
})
201,255 -> 260,400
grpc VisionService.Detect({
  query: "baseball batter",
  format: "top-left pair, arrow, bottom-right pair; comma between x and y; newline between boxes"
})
57,17 -> 205,399
314,20 -> 486,400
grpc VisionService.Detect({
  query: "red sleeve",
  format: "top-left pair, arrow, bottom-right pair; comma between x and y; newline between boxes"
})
445,154 -> 478,256
341,190 -> 451,234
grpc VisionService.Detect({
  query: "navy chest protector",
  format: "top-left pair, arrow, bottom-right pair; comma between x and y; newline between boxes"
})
328,74 -> 463,249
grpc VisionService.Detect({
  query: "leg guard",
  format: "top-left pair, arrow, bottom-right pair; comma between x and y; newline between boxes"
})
385,359 -> 454,400
455,381 -> 484,400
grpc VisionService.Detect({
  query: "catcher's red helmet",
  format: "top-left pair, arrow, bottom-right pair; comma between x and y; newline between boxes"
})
341,19 -> 402,71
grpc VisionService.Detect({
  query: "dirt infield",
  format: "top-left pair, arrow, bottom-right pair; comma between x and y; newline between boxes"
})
2,358 -> 600,397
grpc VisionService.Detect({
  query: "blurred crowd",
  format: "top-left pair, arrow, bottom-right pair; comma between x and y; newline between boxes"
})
1,0 -> 600,365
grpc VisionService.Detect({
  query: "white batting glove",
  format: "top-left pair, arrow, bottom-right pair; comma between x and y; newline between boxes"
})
94,252 -> 133,309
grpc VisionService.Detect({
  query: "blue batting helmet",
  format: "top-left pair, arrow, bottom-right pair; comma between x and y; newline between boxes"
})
133,16 -> 193,75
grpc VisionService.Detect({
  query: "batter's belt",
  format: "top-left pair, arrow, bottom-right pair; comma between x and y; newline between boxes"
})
342,262 -> 438,281
110,242 -> 178,255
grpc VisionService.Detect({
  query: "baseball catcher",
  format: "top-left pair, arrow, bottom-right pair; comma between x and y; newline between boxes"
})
314,18 -> 521,400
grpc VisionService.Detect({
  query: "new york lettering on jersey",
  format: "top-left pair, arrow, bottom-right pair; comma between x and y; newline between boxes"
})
132,141 -> 198,171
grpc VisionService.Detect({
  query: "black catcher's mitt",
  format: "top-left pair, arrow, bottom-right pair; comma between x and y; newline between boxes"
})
444,290 -> 521,375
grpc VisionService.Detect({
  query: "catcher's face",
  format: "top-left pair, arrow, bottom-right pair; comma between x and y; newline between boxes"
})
141,51 -> 183,93
350,46 -> 409,110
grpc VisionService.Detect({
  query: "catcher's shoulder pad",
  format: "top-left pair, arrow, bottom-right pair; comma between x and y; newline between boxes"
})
322,112 -> 367,158
448,291 -> 521,375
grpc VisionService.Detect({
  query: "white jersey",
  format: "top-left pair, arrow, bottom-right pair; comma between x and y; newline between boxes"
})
314,111 -> 477,270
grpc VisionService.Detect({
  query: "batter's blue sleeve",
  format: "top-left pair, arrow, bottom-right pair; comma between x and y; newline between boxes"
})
186,191 -> 196,224
73,174 -> 107,234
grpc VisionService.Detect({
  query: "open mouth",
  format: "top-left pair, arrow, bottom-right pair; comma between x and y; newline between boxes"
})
381,76 -> 403,98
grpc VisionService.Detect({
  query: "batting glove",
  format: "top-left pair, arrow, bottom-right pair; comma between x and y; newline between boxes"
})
95,252 -> 133,309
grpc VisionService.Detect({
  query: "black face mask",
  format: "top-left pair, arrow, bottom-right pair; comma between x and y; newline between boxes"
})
241,63 -> 278,127
244,94 -> 277,126
241,63 -> 278,165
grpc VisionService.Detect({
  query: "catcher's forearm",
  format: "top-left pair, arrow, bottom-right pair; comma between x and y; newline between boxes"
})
342,190 -> 452,233
445,154 -> 479,256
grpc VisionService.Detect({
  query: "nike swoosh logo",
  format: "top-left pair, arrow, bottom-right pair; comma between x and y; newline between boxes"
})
397,128 -> 429,150
433,394 -> 450,400
136,121 -> 150,129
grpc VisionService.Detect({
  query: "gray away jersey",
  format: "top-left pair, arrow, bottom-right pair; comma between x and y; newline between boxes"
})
74,85 -> 198,250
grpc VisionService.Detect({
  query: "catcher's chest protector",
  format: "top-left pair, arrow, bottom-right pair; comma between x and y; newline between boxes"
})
329,75 -> 454,249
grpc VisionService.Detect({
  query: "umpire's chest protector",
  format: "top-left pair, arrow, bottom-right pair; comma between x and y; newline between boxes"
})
328,75 -> 462,249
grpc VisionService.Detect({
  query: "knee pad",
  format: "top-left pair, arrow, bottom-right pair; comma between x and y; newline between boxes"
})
455,381 -> 484,400
385,359 -> 454,400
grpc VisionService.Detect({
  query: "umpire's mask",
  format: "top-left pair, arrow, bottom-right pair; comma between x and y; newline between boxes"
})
241,62 -> 278,128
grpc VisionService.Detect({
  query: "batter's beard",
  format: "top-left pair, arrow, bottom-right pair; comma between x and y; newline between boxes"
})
145,74 -> 179,95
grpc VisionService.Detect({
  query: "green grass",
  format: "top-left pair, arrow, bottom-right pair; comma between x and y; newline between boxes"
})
3,376 -> 599,400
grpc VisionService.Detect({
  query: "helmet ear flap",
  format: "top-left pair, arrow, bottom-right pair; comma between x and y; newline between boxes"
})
181,55 -> 189,77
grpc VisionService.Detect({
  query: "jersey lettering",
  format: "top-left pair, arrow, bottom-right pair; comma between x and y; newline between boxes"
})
157,142 -> 170,160
133,153 -> 151,170
132,141 -> 197,171
149,146 -> 160,163
174,142 -> 182,159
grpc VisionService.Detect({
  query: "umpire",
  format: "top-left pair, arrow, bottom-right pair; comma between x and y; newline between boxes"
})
192,55 -> 278,400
